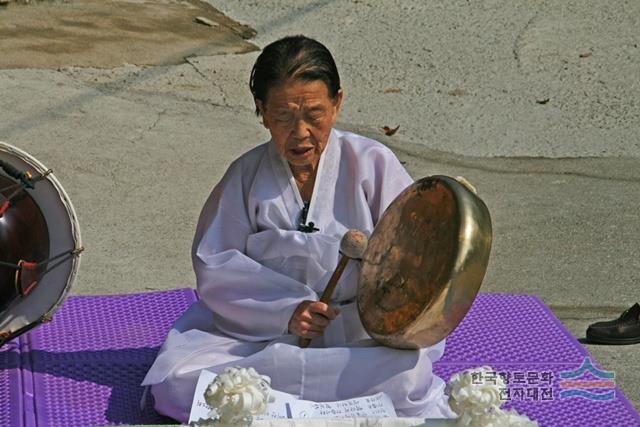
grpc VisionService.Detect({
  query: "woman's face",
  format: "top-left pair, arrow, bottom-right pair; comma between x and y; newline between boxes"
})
256,79 -> 343,170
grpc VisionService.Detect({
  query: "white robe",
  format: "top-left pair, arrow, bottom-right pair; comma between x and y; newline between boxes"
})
142,129 -> 454,422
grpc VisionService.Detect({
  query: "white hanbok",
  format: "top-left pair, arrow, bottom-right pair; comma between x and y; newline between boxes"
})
141,129 -> 454,422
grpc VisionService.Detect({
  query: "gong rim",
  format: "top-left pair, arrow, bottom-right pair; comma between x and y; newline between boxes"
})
357,175 -> 492,349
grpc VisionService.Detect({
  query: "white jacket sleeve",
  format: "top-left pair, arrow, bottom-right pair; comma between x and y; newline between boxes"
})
192,162 -> 317,342
361,145 -> 414,224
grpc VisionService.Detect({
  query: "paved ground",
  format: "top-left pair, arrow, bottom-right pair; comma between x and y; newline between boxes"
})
1,0 -> 638,415
0,0 -> 256,68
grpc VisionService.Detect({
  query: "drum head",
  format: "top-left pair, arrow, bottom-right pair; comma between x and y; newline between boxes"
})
357,176 -> 492,349
0,142 -> 82,345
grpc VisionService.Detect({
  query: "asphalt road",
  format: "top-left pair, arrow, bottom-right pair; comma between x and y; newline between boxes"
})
1,0 -> 638,415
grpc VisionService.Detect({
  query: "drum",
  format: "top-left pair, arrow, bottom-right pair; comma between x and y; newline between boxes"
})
357,176 -> 492,349
0,142 -> 82,346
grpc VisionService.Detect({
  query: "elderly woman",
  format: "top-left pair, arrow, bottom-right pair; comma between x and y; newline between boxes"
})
142,35 -> 453,422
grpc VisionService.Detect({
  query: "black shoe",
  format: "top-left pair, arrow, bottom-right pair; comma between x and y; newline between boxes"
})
586,303 -> 640,345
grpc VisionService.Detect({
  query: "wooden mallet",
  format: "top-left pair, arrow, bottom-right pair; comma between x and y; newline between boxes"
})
299,229 -> 368,348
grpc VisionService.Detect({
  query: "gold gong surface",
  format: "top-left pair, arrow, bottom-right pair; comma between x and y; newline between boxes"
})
357,176 -> 492,349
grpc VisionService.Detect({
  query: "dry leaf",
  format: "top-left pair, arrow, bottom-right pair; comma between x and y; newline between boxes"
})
536,98 -> 550,105
448,88 -> 466,96
382,125 -> 400,136
383,88 -> 402,94
579,52 -> 592,58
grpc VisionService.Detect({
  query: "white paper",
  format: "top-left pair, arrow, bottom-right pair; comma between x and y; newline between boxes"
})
189,370 -> 396,424
188,369 -> 217,423
287,392 -> 397,418
188,370 -> 300,424
253,390 -> 301,420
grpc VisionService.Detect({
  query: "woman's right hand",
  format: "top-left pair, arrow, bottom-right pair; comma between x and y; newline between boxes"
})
288,300 -> 340,339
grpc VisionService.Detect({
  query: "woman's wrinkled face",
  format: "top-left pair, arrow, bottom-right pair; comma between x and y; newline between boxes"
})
256,79 -> 343,170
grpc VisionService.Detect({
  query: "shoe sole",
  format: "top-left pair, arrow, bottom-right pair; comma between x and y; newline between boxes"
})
585,334 -> 640,345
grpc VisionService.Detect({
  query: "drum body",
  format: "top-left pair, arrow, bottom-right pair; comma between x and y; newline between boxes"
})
357,176 -> 492,349
0,174 -> 50,312
0,142 -> 82,345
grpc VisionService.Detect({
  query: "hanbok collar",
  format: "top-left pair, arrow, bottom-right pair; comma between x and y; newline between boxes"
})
267,129 -> 340,231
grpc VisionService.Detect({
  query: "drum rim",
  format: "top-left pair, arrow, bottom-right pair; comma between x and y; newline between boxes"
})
0,141 -> 82,340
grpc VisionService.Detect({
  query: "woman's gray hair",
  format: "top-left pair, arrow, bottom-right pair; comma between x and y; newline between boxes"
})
250,35 -> 341,115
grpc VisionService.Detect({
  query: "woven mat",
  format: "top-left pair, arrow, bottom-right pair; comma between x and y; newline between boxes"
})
1,289 -> 638,426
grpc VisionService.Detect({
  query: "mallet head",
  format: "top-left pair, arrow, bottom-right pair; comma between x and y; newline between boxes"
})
340,229 -> 368,260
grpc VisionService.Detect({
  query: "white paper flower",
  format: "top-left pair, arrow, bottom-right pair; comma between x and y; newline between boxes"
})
446,366 -> 504,417
201,366 -> 274,426
446,366 -> 538,427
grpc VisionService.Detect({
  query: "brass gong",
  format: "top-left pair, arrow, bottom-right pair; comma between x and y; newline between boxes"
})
357,176 -> 492,349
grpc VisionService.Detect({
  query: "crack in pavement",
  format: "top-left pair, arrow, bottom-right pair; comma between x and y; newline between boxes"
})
129,90 -> 249,115
184,56 -> 211,82
0,45 -> 255,138
127,108 -> 167,144
88,84 -> 247,114
149,108 -> 166,132
184,56 -> 233,108
512,12 -> 539,70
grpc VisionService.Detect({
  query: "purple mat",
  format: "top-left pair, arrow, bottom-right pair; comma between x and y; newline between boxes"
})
1,289 -> 638,427
0,288 -> 197,427
439,293 -> 587,364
